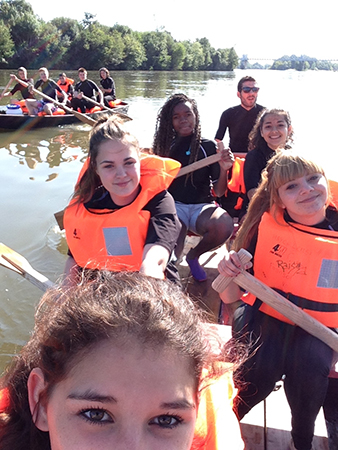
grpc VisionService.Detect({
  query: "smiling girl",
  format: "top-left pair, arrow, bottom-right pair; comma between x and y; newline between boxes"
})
217,150 -> 338,450
0,272 -> 244,450
244,108 -> 293,201
63,116 -> 181,285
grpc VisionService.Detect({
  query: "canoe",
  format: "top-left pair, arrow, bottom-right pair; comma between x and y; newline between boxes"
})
0,102 -> 129,131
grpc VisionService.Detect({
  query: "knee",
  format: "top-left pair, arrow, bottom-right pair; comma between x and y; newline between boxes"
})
211,213 -> 234,240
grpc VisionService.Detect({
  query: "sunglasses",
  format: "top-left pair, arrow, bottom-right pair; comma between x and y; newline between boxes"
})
241,86 -> 259,93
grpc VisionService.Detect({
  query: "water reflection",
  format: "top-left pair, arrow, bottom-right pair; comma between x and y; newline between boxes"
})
0,126 -> 90,173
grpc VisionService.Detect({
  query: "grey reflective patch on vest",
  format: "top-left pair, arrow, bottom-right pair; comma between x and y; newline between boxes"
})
103,227 -> 132,256
317,259 -> 338,289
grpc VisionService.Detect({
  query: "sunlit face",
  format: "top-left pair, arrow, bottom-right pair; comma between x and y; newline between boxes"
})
79,71 -> 87,81
100,70 -> 107,79
18,70 -> 26,80
95,139 -> 141,206
39,70 -> 48,82
278,173 -> 328,225
237,81 -> 259,110
260,114 -> 291,150
172,102 -> 196,137
30,339 -> 197,450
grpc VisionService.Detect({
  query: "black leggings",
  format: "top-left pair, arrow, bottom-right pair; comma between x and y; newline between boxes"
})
233,308 -> 333,450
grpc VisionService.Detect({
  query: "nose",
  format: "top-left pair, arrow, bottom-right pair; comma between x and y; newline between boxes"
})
115,165 -> 126,177
300,179 -> 314,193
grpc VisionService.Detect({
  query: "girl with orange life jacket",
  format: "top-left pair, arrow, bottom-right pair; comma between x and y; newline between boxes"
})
0,271 -> 245,450
63,115 -> 181,286
217,150 -> 338,450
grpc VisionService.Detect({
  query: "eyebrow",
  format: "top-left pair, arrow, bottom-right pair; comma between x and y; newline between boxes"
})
98,156 -> 136,166
68,390 -> 117,404
160,400 -> 196,410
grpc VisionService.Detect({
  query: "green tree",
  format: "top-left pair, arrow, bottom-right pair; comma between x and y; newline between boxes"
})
0,20 -> 14,63
171,42 -> 186,70
197,38 -> 213,69
141,31 -> 171,70
183,41 -> 204,70
120,33 -> 146,70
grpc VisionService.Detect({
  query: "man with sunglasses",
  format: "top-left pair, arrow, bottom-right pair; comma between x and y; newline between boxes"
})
215,76 -> 264,154
214,76 -> 264,217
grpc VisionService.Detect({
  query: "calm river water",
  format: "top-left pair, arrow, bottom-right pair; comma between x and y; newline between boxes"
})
0,68 -> 337,372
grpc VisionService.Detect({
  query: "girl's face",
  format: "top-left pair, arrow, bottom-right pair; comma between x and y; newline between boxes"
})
172,102 -> 196,137
260,114 -> 291,150
95,139 -> 141,206
28,339 -> 197,450
278,172 -> 328,225
100,70 -> 107,79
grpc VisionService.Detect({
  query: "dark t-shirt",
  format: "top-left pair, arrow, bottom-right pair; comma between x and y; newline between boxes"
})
100,77 -> 116,100
215,104 -> 264,153
10,79 -> 34,99
244,141 -> 274,193
168,136 -> 219,204
34,79 -> 63,102
75,79 -> 100,99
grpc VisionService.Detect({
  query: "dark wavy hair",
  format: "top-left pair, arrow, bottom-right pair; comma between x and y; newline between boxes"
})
248,108 -> 293,151
153,93 -> 202,164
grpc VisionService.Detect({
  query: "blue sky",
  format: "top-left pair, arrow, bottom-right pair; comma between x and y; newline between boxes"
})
27,0 -> 337,62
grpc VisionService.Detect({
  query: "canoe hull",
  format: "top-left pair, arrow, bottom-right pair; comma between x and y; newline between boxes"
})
0,104 -> 129,131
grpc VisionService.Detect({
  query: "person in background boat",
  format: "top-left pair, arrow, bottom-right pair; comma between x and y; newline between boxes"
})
99,67 -> 116,107
217,150 -> 338,450
0,271 -> 245,450
63,115 -> 181,286
0,67 -> 35,102
25,67 -> 67,116
153,93 -> 234,282
215,76 -> 264,217
243,108 -> 293,206
57,72 -> 74,107
71,67 -> 104,113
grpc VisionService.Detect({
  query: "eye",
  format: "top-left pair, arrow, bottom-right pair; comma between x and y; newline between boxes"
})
80,408 -> 113,424
150,414 -> 183,429
308,174 -> 320,182
285,183 -> 297,190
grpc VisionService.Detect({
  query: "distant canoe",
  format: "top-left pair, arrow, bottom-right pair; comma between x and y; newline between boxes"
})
0,102 -> 129,132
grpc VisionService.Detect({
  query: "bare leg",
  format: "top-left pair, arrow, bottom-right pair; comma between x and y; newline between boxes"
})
25,99 -> 39,115
188,206 -> 233,259
43,103 -> 53,115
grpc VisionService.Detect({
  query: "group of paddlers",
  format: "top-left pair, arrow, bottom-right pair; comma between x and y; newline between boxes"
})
0,66 -> 116,116
0,75 -> 338,450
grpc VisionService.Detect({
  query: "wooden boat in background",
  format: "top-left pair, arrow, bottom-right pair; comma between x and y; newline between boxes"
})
0,102 -> 129,131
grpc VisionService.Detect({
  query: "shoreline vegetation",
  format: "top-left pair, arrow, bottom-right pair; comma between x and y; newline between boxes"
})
1,0 -> 337,72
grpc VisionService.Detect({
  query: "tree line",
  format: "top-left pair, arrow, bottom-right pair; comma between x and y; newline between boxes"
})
0,0 -> 239,71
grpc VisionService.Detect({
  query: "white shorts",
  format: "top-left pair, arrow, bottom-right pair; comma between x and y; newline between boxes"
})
174,201 -> 217,235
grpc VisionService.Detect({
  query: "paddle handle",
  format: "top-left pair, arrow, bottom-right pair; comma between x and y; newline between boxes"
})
212,248 -> 252,292
0,77 -> 14,99
212,250 -> 338,353
176,153 -> 221,178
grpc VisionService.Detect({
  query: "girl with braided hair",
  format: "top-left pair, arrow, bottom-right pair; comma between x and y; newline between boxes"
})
153,93 -> 234,282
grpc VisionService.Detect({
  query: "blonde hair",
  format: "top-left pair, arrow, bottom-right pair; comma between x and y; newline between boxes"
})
234,150 -> 328,250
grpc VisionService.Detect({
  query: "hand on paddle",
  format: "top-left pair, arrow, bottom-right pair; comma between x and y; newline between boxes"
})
216,140 -> 235,172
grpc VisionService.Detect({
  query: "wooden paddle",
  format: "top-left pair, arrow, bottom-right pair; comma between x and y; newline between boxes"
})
0,243 -> 55,292
80,94 -> 132,121
0,77 -> 14,100
212,248 -> 338,353
16,79 -> 96,126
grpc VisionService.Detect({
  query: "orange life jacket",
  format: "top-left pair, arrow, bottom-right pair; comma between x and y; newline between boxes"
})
192,364 -> 244,449
225,156 -> 246,211
243,210 -> 338,327
57,77 -> 74,96
64,154 -> 180,271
